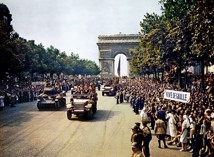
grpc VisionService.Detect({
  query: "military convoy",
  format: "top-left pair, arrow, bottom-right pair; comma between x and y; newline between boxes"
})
36,78 -> 98,120
37,87 -> 66,110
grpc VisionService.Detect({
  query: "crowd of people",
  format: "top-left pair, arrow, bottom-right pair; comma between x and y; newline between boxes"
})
113,73 -> 214,157
1,72 -> 214,157
0,80 -> 40,109
0,75 -> 102,110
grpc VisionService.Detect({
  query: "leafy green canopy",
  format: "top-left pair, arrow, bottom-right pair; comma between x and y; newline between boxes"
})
130,0 -> 214,89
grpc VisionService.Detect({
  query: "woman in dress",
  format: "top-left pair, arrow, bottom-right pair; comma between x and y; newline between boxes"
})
166,110 -> 177,145
180,115 -> 190,151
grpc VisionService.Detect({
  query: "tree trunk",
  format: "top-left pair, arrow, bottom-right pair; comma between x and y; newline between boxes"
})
158,70 -> 160,79
154,67 -> 157,79
184,68 -> 187,91
201,59 -> 205,90
162,68 -> 164,83
177,58 -> 182,89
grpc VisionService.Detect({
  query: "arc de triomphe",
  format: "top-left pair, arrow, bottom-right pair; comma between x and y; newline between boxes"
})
97,33 -> 140,78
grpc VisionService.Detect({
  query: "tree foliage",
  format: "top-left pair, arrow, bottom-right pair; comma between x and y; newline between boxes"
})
188,0 -> 214,65
131,0 -> 213,88
130,13 -> 164,76
0,3 -> 25,79
159,0 -> 196,20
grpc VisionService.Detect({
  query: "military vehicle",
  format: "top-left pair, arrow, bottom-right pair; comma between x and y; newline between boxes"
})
37,87 -> 66,110
66,93 -> 97,120
102,84 -> 116,96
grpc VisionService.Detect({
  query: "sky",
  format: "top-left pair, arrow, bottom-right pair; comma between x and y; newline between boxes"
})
1,0 -> 162,76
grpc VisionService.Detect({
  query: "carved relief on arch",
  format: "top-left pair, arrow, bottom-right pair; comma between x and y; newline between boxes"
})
100,50 -> 111,58
101,61 -> 110,73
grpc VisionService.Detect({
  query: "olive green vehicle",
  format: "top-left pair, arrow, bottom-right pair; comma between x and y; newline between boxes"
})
37,87 -> 66,110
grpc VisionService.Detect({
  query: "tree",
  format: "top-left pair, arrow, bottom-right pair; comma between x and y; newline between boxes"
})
157,0 -> 196,87
188,0 -> 214,88
0,3 -> 25,79
130,13 -> 164,77
159,0 -> 196,20
0,3 -> 100,80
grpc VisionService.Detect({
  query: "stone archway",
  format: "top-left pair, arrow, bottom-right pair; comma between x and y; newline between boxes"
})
97,33 -> 140,78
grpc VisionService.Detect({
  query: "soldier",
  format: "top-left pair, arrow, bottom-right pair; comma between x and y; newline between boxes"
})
139,95 -> 145,110
141,121 -> 152,157
131,142 -> 144,157
134,94 -> 141,114
10,91 -> 16,107
154,114 -> 168,148
131,125 -> 144,151
116,90 -> 120,104
0,95 -> 4,110
120,89 -> 124,103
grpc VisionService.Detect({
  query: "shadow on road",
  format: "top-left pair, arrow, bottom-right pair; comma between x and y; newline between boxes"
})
92,109 -> 120,122
0,108 -> 33,127
66,109 -> 120,122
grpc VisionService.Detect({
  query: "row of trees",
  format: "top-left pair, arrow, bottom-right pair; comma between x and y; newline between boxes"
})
0,3 -> 100,81
130,0 -> 214,88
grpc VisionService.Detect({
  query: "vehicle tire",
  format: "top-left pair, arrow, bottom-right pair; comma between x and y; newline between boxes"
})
37,102 -> 42,111
92,105 -> 97,114
67,110 -> 72,120
60,99 -> 66,107
62,98 -> 66,106
87,109 -> 93,120
55,101 -> 59,110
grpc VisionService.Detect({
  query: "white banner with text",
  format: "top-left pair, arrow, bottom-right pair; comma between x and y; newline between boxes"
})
164,89 -> 190,103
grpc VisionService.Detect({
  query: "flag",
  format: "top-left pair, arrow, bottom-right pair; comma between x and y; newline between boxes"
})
117,56 -> 121,77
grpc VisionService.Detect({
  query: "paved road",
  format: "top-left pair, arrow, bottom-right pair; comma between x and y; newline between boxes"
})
0,90 -> 191,157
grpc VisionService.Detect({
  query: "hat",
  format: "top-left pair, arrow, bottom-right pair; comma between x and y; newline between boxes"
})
131,125 -> 138,131
135,122 -> 140,127
172,110 -> 176,114
142,120 -> 148,126
205,109 -> 211,113
161,106 -> 166,110
183,115 -> 189,120
166,111 -> 170,114
131,142 -> 141,149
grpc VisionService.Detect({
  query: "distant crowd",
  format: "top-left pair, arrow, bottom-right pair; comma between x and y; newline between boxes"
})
0,76 -> 100,109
